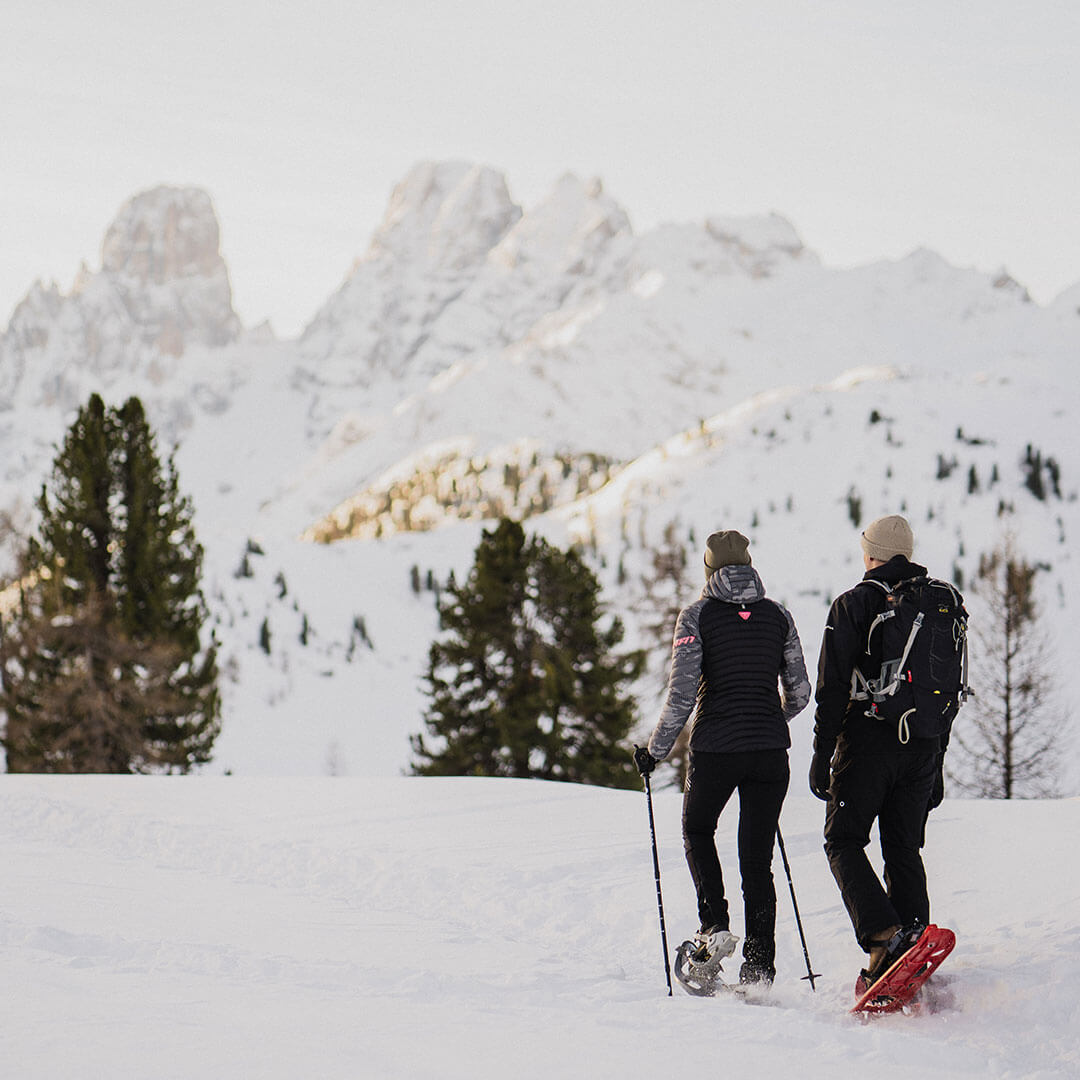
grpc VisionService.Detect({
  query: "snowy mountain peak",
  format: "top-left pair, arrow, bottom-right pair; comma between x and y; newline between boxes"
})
489,172 -> 632,277
0,185 -> 240,413
369,160 -> 522,267
100,185 -> 230,290
296,165 -> 634,395
297,162 -> 522,383
91,184 -> 241,356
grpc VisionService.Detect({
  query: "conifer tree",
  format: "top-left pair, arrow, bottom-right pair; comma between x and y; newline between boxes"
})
948,537 -> 1064,798
0,393 -> 220,772
411,518 -> 643,788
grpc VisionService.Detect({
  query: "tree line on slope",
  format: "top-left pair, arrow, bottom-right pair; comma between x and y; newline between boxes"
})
0,393 -> 1069,795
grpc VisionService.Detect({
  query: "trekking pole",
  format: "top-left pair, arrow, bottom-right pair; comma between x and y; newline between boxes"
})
776,826 -> 821,990
641,766 -> 674,996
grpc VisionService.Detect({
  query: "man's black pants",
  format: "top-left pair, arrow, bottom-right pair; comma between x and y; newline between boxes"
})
682,748 -> 789,976
823,748 -> 937,950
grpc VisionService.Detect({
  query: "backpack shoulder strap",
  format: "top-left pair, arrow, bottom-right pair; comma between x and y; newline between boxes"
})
849,580 -> 893,701
856,579 -> 892,596
923,577 -> 965,607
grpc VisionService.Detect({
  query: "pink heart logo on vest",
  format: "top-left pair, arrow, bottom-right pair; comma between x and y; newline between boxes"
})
739,611 -> 751,620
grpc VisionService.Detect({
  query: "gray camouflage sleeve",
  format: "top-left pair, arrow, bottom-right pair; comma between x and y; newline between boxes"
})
779,607 -> 811,721
647,602 -> 703,760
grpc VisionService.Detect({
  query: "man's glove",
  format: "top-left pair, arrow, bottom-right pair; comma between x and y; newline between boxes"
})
809,738 -> 835,801
633,745 -> 658,777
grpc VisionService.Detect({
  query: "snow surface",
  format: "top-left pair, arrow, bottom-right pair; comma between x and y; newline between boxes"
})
2,775 -> 1077,1077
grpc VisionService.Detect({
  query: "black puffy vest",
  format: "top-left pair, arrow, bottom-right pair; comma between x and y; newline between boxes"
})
690,597 -> 791,753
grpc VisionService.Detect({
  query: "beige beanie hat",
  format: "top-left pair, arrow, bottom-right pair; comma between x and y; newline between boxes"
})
704,530 -> 751,578
860,515 -> 914,561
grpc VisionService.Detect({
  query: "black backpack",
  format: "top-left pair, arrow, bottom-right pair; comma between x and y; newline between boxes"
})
851,576 -> 971,742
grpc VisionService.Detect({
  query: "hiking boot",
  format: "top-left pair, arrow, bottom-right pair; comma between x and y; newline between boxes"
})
692,925 -> 738,961
739,960 -> 775,987
860,920 -> 926,991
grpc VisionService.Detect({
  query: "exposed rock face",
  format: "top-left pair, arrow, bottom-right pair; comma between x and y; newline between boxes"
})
97,186 -> 240,358
102,187 -> 226,286
0,186 -> 240,410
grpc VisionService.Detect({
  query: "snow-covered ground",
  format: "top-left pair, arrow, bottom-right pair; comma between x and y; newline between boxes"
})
2,775 -> 1076,1077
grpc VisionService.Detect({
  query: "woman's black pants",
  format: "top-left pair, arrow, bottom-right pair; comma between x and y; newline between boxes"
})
682,748 -> 789,976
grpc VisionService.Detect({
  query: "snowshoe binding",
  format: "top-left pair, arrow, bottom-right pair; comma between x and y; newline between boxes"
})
673,928 -> 738,997
851,924 -> 956,1016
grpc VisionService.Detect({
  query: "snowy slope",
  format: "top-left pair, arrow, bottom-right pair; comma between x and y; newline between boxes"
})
1,775 -> 1077,1078
1,162 -> 1078,786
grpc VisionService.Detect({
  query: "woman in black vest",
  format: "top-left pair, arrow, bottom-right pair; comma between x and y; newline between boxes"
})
636,530 -> 811,986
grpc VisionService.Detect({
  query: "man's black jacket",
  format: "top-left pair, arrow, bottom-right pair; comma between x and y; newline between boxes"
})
813,555 -> 943,757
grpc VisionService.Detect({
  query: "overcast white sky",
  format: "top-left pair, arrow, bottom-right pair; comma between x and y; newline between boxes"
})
3,0 -> 1078,338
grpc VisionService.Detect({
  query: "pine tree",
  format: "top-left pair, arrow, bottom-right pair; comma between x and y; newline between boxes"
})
410,518 -> 643,788
0,393 -> 220,773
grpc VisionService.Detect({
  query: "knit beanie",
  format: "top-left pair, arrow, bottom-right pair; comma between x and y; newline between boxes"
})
860,515 -> 914,562
704,530 -> 751,578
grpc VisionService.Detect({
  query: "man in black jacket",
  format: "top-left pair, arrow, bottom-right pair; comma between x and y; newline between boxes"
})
809,514 -> 946,990
636,530 -> 811,986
